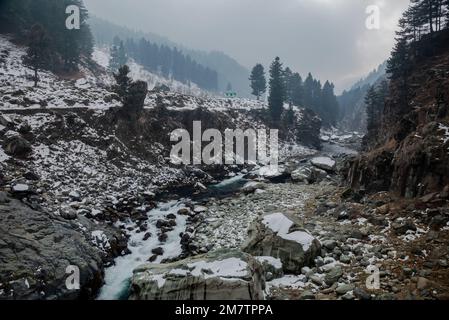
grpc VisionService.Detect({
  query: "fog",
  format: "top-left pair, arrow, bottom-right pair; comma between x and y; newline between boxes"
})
84,0 -> 410,92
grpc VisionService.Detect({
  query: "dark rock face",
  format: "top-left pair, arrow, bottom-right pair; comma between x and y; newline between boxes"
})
0,195 -> 125,300
343,41 -> 449,197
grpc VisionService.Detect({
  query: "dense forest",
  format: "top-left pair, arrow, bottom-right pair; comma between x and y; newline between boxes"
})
88,16 -> 251,96
123,37 -> 218,91
363,0 -> 449,149
250,58 -> 339,127
0,0 -> 93,73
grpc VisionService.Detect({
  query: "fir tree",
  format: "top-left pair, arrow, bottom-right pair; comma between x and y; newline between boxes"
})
290,73 -> 304,107
268,57 -> 285,122
109,40 -> 127,72
113,65 -> 132,102
22,24 -> 51,87
249,64 -> 266,100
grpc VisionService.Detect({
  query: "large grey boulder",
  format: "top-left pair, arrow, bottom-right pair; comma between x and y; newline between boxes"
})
242,212 -> 321,274
311,157 -> 336,172
129,249 -> 265,300
0,195 -> 125,299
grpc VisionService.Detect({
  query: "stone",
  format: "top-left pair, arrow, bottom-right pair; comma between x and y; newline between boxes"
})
336,283 -> 355,295
242,212 -> 321,274
291,167 -> 313,183
130,249 -> 265,300
324,266 -> 343,285
323,240 -> 337,251
0,197 -> 122,299
3,135 -> 32,158
353,287 -> 371,300
339,255 -> 351,264
417,277 -> 430,290
177,208 -> 190,215
254,256 -> 283,281
151,247 -> 164,256
241,181 -> 265,194
60,207 -> 77,220
311,157 -> 336,172
300,290 -> 315,300
0,191 -> 9,204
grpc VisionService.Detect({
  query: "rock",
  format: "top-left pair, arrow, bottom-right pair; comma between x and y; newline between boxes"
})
69,191 -> 81,201
241,181 -> 265,194
311,157 -> 336,172
242,212 -> 321,274
339,255 -> 351,264
353,287 -> 371,300
0,191 -> 10,204
341,291 -> 355,300
177,208 -> 190,215
324,266 -> 343,286
11,183 -> 30,194
130,249 -> 265,300
143,232 -> 151,241
300,290 -> 315,300
158,233 -> 168,243
193,205 -> 207,213
336,283 -> 355,295
254,256 -> 283,281
0,197 -> 119,299
322,240 -> 337,251
60,207 -> 77,220
291,167 -> 313,183
3,135 -> 32,158
23,171 -> 39,181
417,277 -> 430,290
151,247 -> 164,256
392,220 -> 417,235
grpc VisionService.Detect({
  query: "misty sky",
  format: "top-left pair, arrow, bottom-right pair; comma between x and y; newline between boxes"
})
84,0 -> 410,93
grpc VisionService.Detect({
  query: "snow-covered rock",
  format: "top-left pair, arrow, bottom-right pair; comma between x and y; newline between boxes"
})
311,156 -> 336,172
242,212 -> 321,274
130,249 -> 265,300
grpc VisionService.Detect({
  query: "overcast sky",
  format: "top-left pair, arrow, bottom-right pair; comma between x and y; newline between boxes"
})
84,0 -> 410,93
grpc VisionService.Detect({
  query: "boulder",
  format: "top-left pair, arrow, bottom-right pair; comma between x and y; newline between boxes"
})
129,249 -> 265,300
242,212 -> 321,274
291,166 -> 314,183
3,135 -> 32,158
311,157 -> 336,172
0,196 -> 123,299
241,181 -> 265,194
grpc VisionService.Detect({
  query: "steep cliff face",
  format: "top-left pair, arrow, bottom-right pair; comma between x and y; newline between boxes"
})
345,31 -> 449,197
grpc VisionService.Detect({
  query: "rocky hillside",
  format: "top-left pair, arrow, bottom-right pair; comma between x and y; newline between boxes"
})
345,30 -> 449,198
0,34 -> 321,299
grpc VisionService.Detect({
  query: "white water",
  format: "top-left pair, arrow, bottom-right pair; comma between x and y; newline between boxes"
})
97,200 -> 187,300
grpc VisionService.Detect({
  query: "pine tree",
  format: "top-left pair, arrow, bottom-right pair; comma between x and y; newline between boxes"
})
268,57 -> 285,122
290,73 -> 304,107
113,65 -> 132,102
303,73 -> 315,110
124,80 -> 148,115
22,24 -> 51,87
249,64 -> 266,100
321,81 -> 339,126
109,39 -> 127,72
283,67 -> 294,106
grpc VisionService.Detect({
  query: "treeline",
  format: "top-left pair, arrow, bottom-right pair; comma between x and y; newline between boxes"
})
364,0 -> 449,149
122,37 -> 218,91
0,0 -> 93,73
387,0 -> 449,80
362,80 -> 388,149
250,58 -> 339,126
